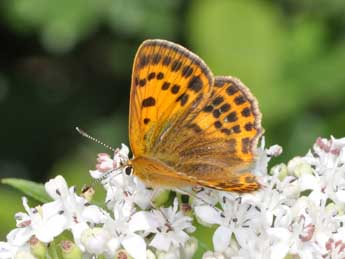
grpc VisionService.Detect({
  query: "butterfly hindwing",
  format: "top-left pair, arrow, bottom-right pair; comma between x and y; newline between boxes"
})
129,39 -> 213,157
153,76 -> 263,191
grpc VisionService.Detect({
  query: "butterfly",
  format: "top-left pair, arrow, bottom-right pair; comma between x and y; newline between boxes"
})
128,39 -> 263,192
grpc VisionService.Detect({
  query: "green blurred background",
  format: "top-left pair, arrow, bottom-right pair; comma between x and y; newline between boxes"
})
1,0 -> 345,239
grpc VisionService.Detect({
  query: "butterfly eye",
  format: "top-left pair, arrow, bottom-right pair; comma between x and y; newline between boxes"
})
125,166 -> 133,176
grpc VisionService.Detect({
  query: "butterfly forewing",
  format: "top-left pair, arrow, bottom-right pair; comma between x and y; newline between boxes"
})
129,39 -> 213,157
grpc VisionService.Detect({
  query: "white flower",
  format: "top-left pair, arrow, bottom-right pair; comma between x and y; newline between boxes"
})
300,137 -> 345,206
254,137 -> 282,177
81,227 -> 110,255
150,198 -> 195,252
7,197 -> 66,246
44,175 -> 108,250
104,171 -> 152,216
89,143 -> 130,180
102,209 -> 152,259
0,242 -> 15,259
325,227 -> 345,258
202,251 -> 226,259
195,197 -> 260,252
90,144 -> 152,216
267,197 -> 337,259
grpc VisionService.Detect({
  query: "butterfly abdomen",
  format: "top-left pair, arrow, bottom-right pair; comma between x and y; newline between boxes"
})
131,156 -> 198,188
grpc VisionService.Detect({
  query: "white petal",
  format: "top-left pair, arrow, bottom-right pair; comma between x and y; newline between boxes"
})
81,228 -> 109,255
270,242 -> 289,259
14,249 -> 36,259
129,211 -> 154,232
234,229 -> 254,248
308,190 -> 327,205
41,200 -> 63,218
266,227 -> 291,242
298,249 -> 313,259
45,175 -> 68,199
335,190 -> 345,202
36,214 -> 66,242
106,237 -> 120,256
213,226 -> 232,252
0,242 -> 17,258
299,174 -> 319,191
6,228 -> 32,246
82,205 -> 107,224
21,197 -> 31,215
71,222 -> 90,251
150,233 -> 170,251
122,233 -> 146,259
120,143 -> 130,157
89,170 -> 104,179
194,206 -> 223,225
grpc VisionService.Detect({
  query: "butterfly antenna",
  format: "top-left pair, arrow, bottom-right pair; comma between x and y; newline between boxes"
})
75,127 -> 116,152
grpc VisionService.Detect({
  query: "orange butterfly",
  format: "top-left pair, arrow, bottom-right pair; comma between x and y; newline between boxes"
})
128,39 -> 263,192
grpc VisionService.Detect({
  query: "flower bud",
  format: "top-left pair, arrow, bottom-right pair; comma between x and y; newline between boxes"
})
81,185 -> 95,202
81,227 -> 109,255
288,157 -> 313,177
115,249 -> 133,259
202,251 -> 226,259
60,240 -> 82,259
15,250 -> 36,259
151,189 -> 171,207
146,249 -> 156,259
29,236 -> 47,259
284,254 -> 300,259
182,237 -> 198,258
271,163 -> 288,181
157,249 -> 180,259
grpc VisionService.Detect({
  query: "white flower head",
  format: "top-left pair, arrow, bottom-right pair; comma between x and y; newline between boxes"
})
195,197 -> 261,252
44,175 -> 108,250
80,227 -> 110,255
7,197 -> 66,246
150,198 -> 195,252
89,143 -> 130,180
102,209 -> 152,259
89,144 -> 152,216
254,137 -> 282,177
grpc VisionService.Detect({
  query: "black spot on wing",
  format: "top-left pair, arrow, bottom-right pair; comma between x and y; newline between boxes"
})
234,95 -> 246,105
139,79 -> 147,87
142,97 -> 156,107
171,84 -> 180,94
152,54 -> 161,64
181,66 -> 193,78
225,112 -> 238,122
171,60 -> 182,72
176,93 -> 189,106
226,85 -> 238,96
241,107 -> 251,117
148,72 -> 156,81
162,82 -> 170,90
157,72 -> 164,80
188,76 -> 203,93
162,56 -> 171,66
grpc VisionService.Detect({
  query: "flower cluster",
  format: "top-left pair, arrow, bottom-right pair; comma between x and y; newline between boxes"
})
1,136 -> 345,259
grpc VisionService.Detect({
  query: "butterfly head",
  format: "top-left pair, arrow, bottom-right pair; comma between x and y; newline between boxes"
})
123,160 -> 134,176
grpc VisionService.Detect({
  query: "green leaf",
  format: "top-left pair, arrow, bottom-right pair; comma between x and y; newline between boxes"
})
1,178 -> 51,203
192,222 -> 215,258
